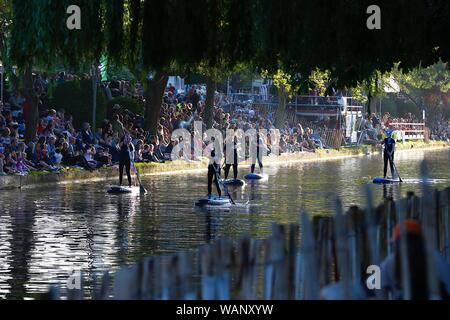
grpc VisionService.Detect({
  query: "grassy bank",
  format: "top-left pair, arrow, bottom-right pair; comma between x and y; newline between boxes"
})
1,140 -> 448,190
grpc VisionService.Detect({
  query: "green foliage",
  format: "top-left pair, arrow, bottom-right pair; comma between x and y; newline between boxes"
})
0,1 -> 12,63
105,65 -> 136,81
389,61 -> 450,121
394,61 -> 450,96
381,96 -> 421,118
10,0 -> 103,68
184,74 -> 206,85
50,80 -> 107,128
106,96 -> 144,116
105,0 -> 125,65
5,0 -> 450,91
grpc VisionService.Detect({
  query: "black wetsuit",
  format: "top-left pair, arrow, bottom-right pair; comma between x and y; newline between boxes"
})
251,136 -> 264,174
207,147 -> 221,197
224,139 -> 238,180
383,137 -> 396,178
119,138 -> 134,187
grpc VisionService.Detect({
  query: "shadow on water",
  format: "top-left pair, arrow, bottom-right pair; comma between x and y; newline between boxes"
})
6,191 -> 36,299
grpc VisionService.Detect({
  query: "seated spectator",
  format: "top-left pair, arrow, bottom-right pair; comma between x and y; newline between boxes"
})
35,146 -> 56,171
61,142 -> 75,166
81,122 -> 94,145
0,128 -> 11,146
94,147 -> 112,167
15,142 -> 36,173
42,122 -> 55,137
142,144 -> 164,163
47,136 -> 57,158
83,145 -> 98,169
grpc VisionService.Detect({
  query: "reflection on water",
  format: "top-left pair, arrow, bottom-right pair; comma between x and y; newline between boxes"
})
0,148 -> 449,299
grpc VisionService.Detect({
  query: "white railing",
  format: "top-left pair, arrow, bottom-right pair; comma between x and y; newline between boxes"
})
391,122 -> 425,141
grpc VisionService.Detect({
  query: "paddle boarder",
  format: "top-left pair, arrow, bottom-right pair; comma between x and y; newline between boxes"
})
206,137 -> 222,199
224,134 -> 239,180
381,129 -> 396,179
118,132 -> 135,187
250,131 -> 265,174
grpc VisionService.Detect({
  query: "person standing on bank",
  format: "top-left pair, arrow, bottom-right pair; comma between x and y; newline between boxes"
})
381,129 -> 396,179
118,132 -> 135,187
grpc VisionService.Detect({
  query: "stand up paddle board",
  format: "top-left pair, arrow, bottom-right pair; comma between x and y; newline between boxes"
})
373,177 -> 401,184
107,186 -> 140,194
222,179 -> 245,186
244,173 -> 264,180
195,196 -> 233,207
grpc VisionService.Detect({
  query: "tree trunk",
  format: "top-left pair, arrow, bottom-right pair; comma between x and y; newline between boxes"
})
144,72 -> 169,136
23,66 -> 39,143
366,92 -> 375,116
204,76 -> 216,129
275,85 -> 287,128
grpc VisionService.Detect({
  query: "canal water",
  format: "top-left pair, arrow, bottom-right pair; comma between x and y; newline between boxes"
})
0,148 -> 449,299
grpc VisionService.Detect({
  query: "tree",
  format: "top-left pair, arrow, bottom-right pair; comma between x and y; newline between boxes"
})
264,70 -> 292,128
9,0 -> 105,141
195,62 -> 250,129
0,1 -> 11,63
5,0 -> 450,140
390,62 -> 450,123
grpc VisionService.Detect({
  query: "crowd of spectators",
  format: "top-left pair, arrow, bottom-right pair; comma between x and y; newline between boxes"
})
357,111 -> 449,143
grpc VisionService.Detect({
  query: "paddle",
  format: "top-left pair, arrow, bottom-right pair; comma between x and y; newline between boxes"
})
388,153 -> 403,182
131,161 -> 147,194
213,164 -> 236,205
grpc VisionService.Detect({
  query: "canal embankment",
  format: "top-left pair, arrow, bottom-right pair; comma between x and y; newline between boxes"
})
0,141 -> 448,190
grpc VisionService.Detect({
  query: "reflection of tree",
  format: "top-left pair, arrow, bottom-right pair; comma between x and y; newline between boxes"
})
6,191 -> 36,299
126,193 -> 161,262
115,197 -> 132,266
382,184 -> 394,201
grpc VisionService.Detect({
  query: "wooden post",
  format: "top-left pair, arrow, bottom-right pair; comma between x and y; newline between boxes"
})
178,251 -> 196,300
262,238 -> 273,300
397,199 -> 412,300
420,162 -> 440,299
236,237 -> 257,299
67,271 -> 84,300
364,185 -> 381,266
300,211 -> 319,300
386,199 -> 395,257
288,224 -> 299,299
334,199 -> 351,299
215,238 -> 232,300
113,265 -> 141,300
347,206 -> 361,286
141,257 -> 154,300
167,254 -> 179,299
153,256 -> 163,300
406,192 -> 415,219
273,224 -> 288,300
200,245 -> 215,299
443,205 -> 450,263
93,271 -> 110,300
445,188 -> 450,263
48,286 -> 61,300
314,217 -> 326,288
